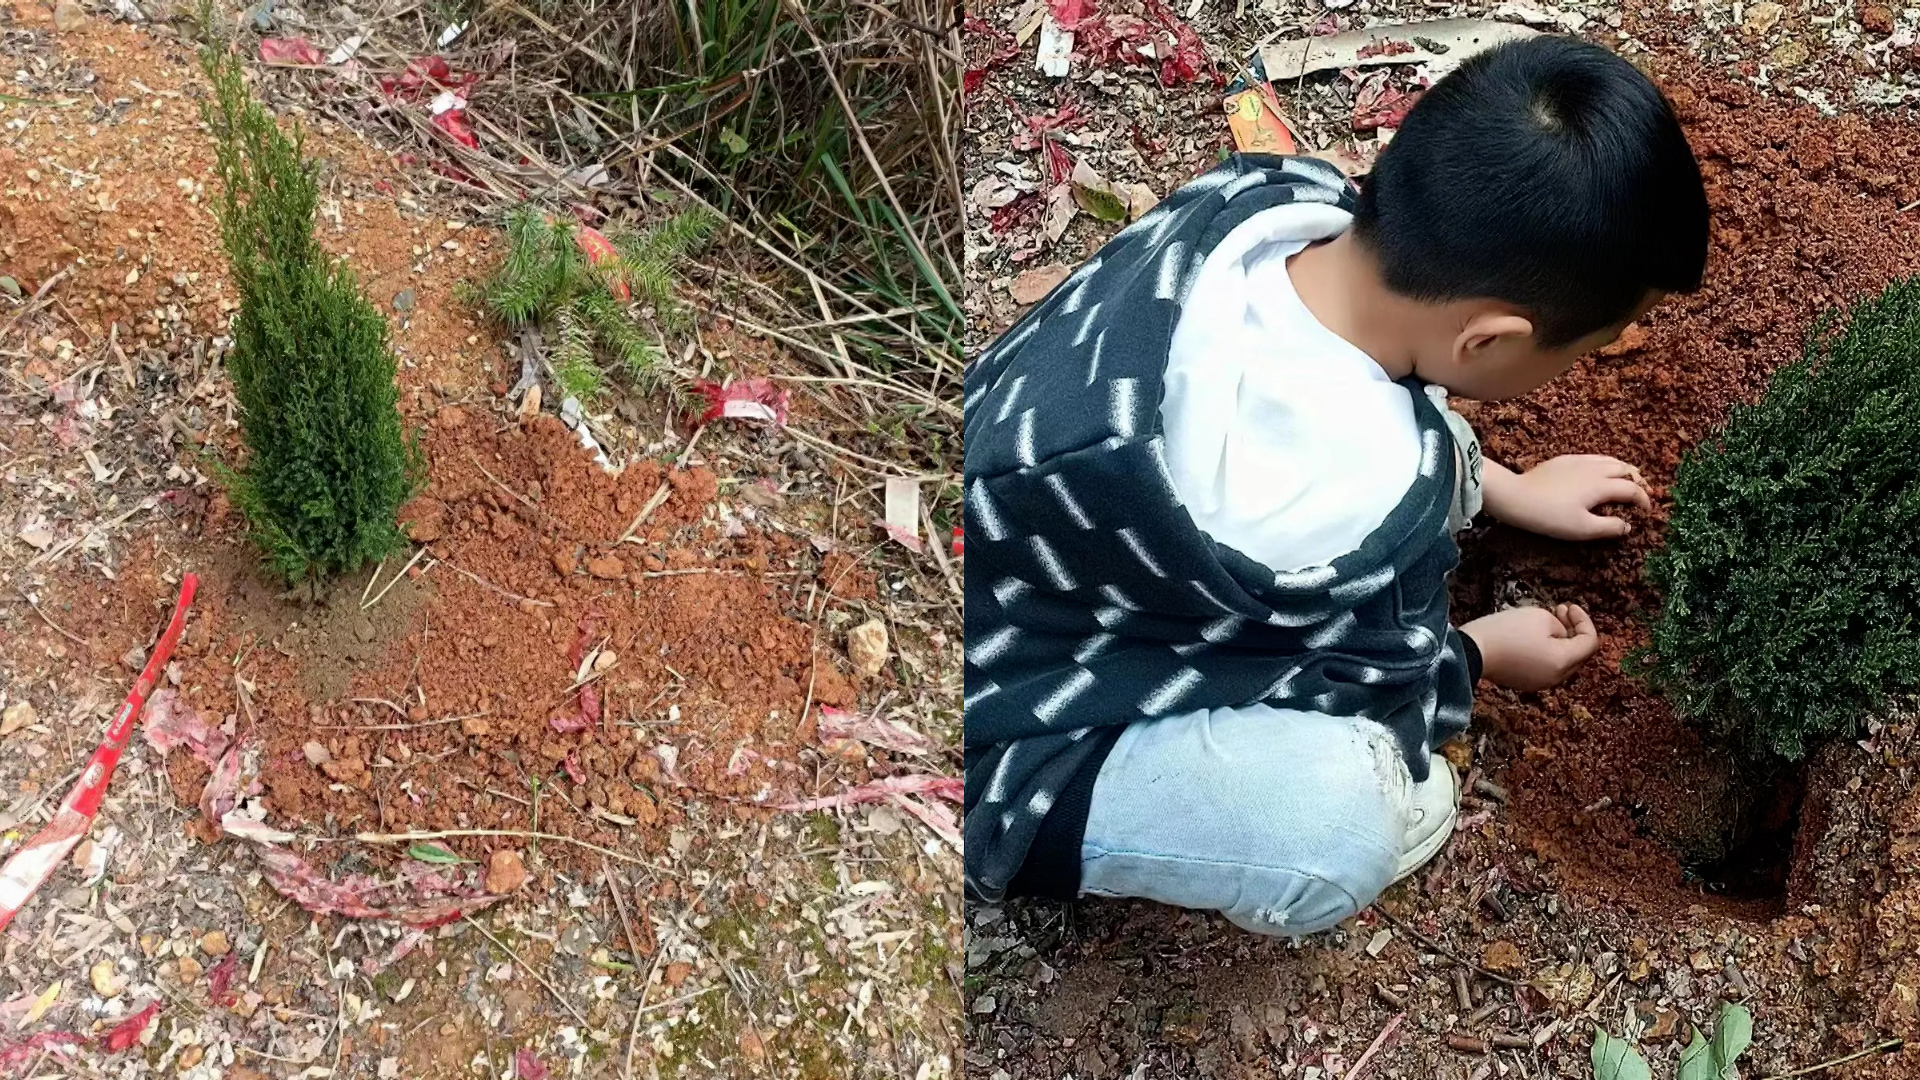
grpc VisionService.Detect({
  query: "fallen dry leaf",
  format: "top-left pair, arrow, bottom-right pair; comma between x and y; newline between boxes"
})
1070,159 -> 1129,223
1260,18 -> 1538,80
0,702 -> 37,737
847,619 -> 890,677
1043,184 -> 1077,243
818,705 -> 941,756
1009,263 -> 1072,306
20,981 -> 60,1028
775,774 -> 963,812
1114,181 -> 1159,220
1483,940 -> 1525,974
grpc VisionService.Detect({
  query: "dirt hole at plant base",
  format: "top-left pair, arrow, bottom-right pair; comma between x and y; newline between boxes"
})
1446,60 -> 1920,920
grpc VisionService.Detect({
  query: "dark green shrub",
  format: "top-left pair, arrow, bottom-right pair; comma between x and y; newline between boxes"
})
200,48 -> 419,583
1638,276 -> 1920,759
474,205 -> 717,402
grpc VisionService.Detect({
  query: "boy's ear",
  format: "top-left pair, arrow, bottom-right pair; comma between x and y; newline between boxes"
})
1453,311 -> 1535,367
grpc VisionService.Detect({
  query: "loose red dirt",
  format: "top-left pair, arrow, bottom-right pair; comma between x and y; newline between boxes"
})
1451,62 -> 1920,916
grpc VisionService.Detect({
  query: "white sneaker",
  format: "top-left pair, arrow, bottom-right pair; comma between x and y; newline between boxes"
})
1394,754 -> 1459,882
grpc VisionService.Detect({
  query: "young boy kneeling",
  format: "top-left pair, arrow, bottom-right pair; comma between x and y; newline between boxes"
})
962,37 -> 1708,934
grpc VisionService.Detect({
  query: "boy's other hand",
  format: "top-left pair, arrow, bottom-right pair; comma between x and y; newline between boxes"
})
1460,604 -> 1599,691
1483,456 -> 1653,540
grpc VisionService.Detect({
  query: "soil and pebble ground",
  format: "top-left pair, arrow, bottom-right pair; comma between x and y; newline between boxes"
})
1,2 -> 961,1077
965,0 -> 1920,1075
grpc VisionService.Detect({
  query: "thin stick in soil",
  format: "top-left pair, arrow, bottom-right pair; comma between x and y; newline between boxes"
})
463,914 -> 590,1027
352,828 -> 648,865
1760,1039 -> 1905,1079
1345,1012 -> 1404,1080
362,548 -> 427,610
1372,908 -> 1516,986
316,710 -> 491,732
617,481 -> 674,545
19,591 -> 86,648
441,560 -> 556,608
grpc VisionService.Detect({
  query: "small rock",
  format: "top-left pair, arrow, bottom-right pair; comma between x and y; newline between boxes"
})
1861,3 -> 1894,34
1,702 -> 38,736
592,649 -> 618,673
15,524 -> 53,550
664,961 -> 693,987
407,704 -> 429,723
586,555 -> 625,579
1482,940 -> 1525,975
1741,0 -> 1783,34
90,959 -> 126,999
552,550 -> 576,576
179,1045 -> 205,1070
1636,1001 -> 1682,1042
461,716 -> 493,737
1690,949 -> 1717,973
738,1027 -> 766,1062
352,616 -> 377,643
176,955 -> 204,983
486,848 -> 527,893
847,619 -> 890,677
437,406 -> 467,429
393,288 -> 416,312
972,994 -> 998,1015
52,0 -> 84,31
302,741 -> 332,767
202,930 -> 231,956
1768,39 -> 1810,68
1597,324 -> 1648,359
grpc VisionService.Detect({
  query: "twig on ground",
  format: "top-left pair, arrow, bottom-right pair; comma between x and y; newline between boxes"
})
316,710 -> 491,732
1372,908 -> 1516,986
352,828 -> 646,864
29,495 -> 157,567
362,548 -> 427,610
464,914 -> 591,1027
352,698 -> 409,720
470,456 -> 544,517
440,560 -> 556,608
1760,1039 -> 1905,1079
359,558 -> 388,607
617,481 -> 674,544
19,591 -> 86,648
1346,1013 -> 1404,1080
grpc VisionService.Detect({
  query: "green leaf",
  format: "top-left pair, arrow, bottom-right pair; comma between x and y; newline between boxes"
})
718,124 -> 748,156
1071,180 -> 1128,223
1592,1031 -> 1653,1080
1677,1029 -> 1712,1080
407,842 -> 467,865
1676,1004 -> 1753,1080
1712,1003 -> 1753,1067
0,276 -> 18,299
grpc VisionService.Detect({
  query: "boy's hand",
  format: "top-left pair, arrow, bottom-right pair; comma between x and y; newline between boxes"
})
1460,604 -> 1599,691
1482,456 -> 1653,540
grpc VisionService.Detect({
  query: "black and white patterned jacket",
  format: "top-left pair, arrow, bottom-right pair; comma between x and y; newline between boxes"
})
962,155 -> 1476,902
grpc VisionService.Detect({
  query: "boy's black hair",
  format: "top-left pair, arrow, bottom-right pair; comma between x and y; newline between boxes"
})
1351,36 -> 1709,348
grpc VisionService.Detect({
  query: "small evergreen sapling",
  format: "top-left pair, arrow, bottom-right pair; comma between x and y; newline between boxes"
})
1638,276 -> 1920,760
199,48 -> 418,583
475,206 -> 717,401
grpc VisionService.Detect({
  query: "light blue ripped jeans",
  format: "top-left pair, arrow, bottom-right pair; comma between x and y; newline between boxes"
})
1079,705 -> 1421,936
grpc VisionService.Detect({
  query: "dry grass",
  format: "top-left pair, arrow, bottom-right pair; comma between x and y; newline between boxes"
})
443,0 -> 962,449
